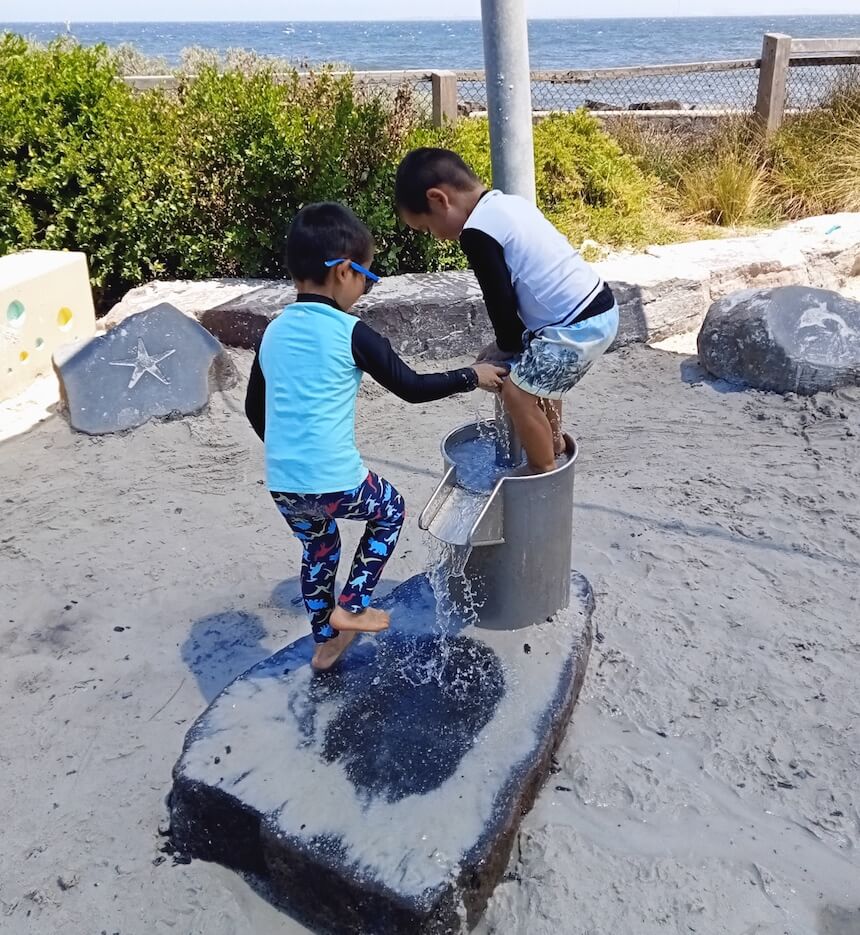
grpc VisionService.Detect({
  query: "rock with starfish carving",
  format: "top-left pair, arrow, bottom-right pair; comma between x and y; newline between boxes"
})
53,303 -> 224,434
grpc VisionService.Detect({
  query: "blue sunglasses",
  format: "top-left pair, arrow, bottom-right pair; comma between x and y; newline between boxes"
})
324,259 -> 381,294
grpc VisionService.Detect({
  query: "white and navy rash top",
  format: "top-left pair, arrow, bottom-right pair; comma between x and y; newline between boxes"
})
245,294 -> 477,495
460,189 -> 614,353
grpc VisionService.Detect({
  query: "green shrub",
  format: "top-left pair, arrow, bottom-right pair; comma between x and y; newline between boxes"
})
677,133 -> 773,228
612,115 -> 773,228
4,35 -> 857,314
0,36 -> 445,308
610,84 -> 860,228
108,42 -> 340,76
0,35 -> 206,306
679,156 -> 770,227
609,116 -> 692,187
533,112 -> 677,247
413,110 -> 679,253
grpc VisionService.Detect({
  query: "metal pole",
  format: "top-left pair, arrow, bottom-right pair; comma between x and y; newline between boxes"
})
480,0 -> 536,203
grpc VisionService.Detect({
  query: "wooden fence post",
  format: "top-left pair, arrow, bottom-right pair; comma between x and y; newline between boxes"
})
431,70 -> 459,127
755,33 -> 792,133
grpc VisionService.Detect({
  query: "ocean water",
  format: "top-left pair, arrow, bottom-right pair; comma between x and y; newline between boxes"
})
3,16 -> 860,71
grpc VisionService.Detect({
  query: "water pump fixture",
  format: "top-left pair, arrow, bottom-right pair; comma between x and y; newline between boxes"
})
419,398 -> 578,630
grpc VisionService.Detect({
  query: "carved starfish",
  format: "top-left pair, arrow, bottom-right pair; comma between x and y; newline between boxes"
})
109,339 -> 176,390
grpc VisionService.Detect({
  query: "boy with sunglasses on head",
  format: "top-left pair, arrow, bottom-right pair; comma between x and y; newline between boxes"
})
245,202 -> 506,672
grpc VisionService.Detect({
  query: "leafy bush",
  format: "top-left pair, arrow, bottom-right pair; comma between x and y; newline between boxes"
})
3,35 -> 857,313
414,110 -> 679,254
0,34 -> 183,306
108,42 -> 342,76
533,112 -> 676,248
0,36 -> 436,308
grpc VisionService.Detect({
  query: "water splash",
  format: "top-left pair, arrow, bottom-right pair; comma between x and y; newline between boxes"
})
391,536 -> 481,695
395,428 -> 522,695
427,537 -> 481,631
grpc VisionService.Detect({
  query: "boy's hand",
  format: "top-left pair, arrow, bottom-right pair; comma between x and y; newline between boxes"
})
472,363 -> 508,392
476,341 -> 517,363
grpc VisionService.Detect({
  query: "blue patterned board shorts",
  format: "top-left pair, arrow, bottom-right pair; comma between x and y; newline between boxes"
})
510,305 -> 620,400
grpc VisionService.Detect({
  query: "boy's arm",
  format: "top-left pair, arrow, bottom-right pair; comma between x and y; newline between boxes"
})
352,321 -> 478,404
244,347 -> 266,441
459,228 -> 524,354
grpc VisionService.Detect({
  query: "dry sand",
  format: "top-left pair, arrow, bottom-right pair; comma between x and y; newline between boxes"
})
1,345 -> 858,935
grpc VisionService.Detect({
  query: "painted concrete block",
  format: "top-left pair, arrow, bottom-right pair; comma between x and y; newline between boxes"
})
699,285 -> 860,394
0,251 -> 96,401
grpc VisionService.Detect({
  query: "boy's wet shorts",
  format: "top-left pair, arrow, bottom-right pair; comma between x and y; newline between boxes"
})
509,304 -> 619,400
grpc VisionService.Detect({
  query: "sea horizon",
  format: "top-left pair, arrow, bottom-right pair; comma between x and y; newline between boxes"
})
4,15 -> 859,70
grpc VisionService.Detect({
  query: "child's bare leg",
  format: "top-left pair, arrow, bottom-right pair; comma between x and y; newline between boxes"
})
502,379 -> 556,473
540,398 -> 565,456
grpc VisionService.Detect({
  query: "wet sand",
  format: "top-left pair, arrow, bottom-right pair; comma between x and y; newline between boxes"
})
1,345 -> 858,934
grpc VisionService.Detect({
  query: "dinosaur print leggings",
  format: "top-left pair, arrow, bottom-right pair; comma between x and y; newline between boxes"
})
271,472 -> 405,643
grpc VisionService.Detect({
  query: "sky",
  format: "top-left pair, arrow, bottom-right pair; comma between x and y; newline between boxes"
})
3,1 -> 859,21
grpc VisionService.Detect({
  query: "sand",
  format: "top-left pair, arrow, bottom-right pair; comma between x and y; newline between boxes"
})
0,373 -> 61,445
1,345 -> 858,935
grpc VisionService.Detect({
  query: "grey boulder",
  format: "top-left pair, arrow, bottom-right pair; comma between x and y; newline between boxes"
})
697,285 -> 860,394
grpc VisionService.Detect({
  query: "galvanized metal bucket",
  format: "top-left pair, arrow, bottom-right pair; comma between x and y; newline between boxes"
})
419,416 -> 578,630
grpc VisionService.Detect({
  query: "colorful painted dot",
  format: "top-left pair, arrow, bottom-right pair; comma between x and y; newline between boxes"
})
35,338 -> 45,349
19,351 -> 29,363
7,300 -> 25,325
57,307 -> 73,329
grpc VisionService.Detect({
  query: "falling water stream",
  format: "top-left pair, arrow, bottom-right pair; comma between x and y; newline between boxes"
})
395,426 -> 526,693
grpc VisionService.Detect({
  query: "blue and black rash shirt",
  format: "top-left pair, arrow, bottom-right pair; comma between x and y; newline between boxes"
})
460,189 -> 615,353
244,293 -> 478,495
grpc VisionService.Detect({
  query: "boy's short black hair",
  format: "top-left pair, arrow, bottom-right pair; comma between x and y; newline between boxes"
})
285,202 -> 375,284
394,148 -> 482,215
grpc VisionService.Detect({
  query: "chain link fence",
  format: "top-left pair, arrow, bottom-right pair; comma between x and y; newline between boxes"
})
126,46 -> 860,124
785,57 -> 860,111
459,62 -> 762,114
352,65 -> 762,117
347,53 -> 860,122
351,71 -> 434,117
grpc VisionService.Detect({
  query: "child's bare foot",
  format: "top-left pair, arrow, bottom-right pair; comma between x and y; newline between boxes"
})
330,604 -> 391,633
512,461 -> 553,477
312,630 -> 357,672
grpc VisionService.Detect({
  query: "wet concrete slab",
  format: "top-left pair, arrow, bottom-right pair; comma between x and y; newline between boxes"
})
169,572 -> 593,934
